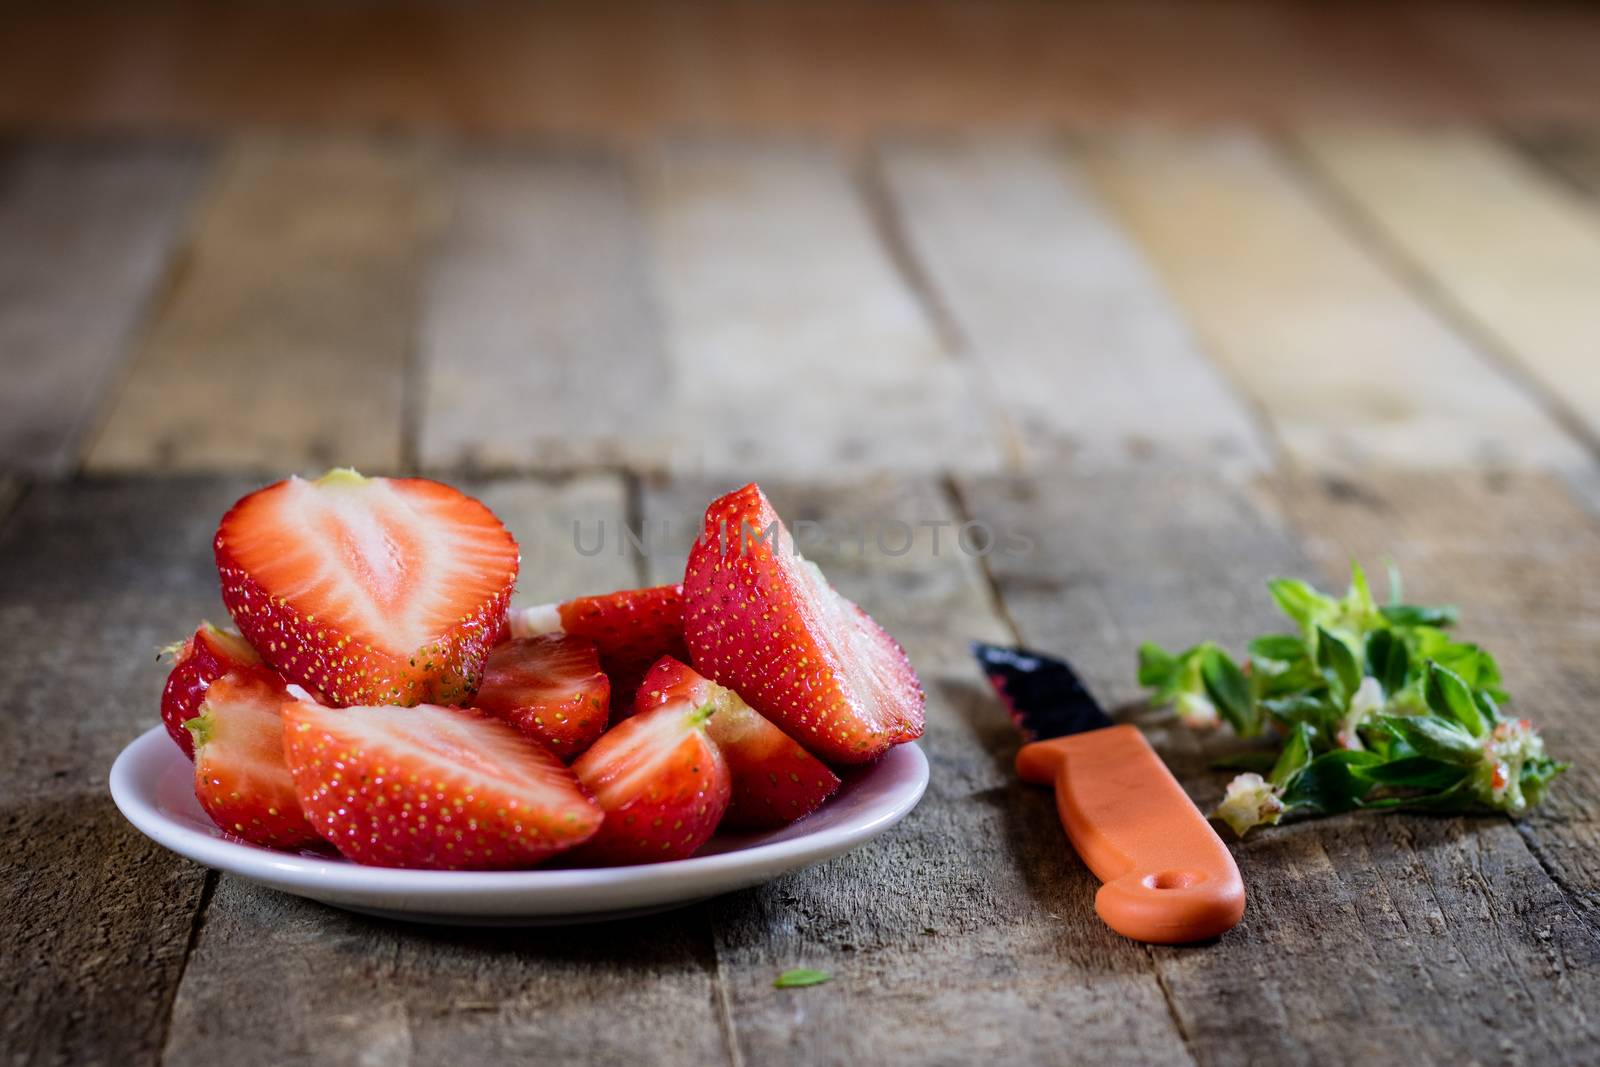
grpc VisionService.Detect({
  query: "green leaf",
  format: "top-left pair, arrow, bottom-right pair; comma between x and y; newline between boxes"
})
1137,642 -> 1179,690
1268,578 -> 1333,632
774,968 -> 832,989
1356,756 -> 1471,790
1424,661 -> 1486,738
1365,630 -> 1410,695
1316,626 -> 1361,702
1201,647 -> 1256,735
1269,723 -> 1314,788
1380,603 -> 1458,629
1519,759 -> 1568,810
1280,750 -> 1384,814
1377,714 -> 1482,766
1248,634 -> 1306,664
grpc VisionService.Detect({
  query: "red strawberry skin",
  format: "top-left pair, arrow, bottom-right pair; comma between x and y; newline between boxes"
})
282,700 -> 602,870
215,470 -> 519,708
473,634 -> 610,761
570,693 -> 730,865
191,666 -> 321,850
682,483 -> 925,763
636,657 -> 840,829
161,622 -> 263,759
515,584 -> 688,712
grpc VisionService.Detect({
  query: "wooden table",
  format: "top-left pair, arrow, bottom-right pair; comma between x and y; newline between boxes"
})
5,7 -> 1600,1064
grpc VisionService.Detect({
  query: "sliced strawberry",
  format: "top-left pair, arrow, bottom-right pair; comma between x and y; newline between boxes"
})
282,698 -> 602,870
569,685 -> 730,865
160,621 -> 263,759
636,657 -> 840,829
472,634 -> 610,761
512,584 -> 687,712
682,483 -> 925,764
190,666 -> 321,850
215,469 -> 519,708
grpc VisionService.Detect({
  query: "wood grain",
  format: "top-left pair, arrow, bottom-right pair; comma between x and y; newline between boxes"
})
1517,130 -> 1600,200
419,150 -> 672,473
1296,128 -> 1600,450
640,476 -> 1193,1065
1275,470 -> 1600,939
878,140 -> 1271,472
641,145 -> 1004,477
0,139 -> 207,474
957,469 -> 1600,1065
85,138 -> 441,474
0,476 -> 253,1067
1078,132 -> 1586,475
162,474 -> 732,1067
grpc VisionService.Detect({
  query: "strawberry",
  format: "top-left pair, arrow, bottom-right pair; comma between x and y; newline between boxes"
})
472,634 -> 610,761
513,584 -> 687,711
281,698 -> 602,870
189,666 -> 320,850
682,483 -> 925,764
636,657 -> 840,829
215,468 -> 519,708
569,682 -> 730,865
160,621 -> 264,759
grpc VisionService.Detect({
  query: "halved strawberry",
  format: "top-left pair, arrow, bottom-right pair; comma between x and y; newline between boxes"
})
569,684 -> 730,865
282,698 -> 602,870
472,634 -> 610,761
190,666 -> 320,850
512,584 -> 687,712
160,621 -> 264,759
682,483 -> 925,764
215,469 -> 519,708
636,657 -> 841,829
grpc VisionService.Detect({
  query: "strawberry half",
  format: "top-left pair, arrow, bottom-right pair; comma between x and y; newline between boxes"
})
682,483 -> 925,764
215,469 -> 519,708
189,666 -> 321,850
472,634 -> 610,761
569,683 -> 730,865
282,698 -> 602,870
512,584 -> 687,712
636,657 -> 840,829
160,621 -> 264,759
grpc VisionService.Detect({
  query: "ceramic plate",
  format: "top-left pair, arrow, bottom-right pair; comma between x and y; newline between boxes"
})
109,726 -> 928,925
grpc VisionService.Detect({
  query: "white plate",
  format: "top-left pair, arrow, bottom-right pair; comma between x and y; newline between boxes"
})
109,725 -> 928,925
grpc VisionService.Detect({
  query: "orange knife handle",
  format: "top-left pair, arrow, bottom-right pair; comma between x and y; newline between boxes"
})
1017,724 -> 1245,944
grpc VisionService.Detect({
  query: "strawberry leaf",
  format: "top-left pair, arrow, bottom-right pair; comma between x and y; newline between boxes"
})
774,968 -> 832,989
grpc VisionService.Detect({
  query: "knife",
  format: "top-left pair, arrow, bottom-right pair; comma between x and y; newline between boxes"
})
972,641 -> 1245,944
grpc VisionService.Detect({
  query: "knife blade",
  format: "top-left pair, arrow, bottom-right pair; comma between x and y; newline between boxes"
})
972,641 -> 1245,944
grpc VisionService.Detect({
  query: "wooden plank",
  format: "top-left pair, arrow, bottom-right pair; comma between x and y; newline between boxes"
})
0,4 -> 1579,137
419,149 -> 672,473
1078,132 -> 1586,475
0,476 -> 256,1067
0,139 -> 208,474
1274,469 -> 1600,939
1514,129 -> 1600,200
877,141 -> 1271,472
162,474 -> 732,1067
85,139 -> 440,474
642,145 -> 1005,476
640,476 -> 1193,1064
1296,128 -> 1600,449
957,469 -> 1600,1065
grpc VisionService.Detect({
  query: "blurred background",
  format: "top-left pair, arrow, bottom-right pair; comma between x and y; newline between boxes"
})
2,0 -> 1599,486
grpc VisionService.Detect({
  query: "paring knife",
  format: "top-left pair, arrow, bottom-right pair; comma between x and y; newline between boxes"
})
972,642 -> 1245,944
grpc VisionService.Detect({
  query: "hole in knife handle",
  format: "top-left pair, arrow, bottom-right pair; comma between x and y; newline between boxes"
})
1143,870 -> 1205,891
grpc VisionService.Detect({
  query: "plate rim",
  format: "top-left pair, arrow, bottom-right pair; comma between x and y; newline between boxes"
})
109,725 -> 929,914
